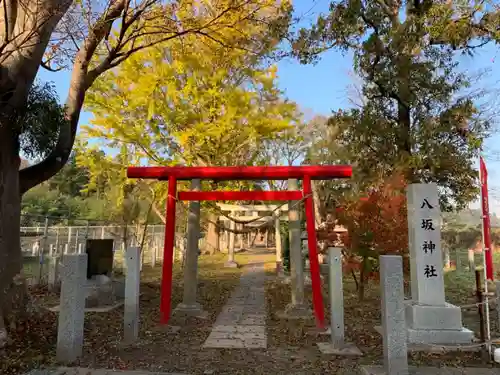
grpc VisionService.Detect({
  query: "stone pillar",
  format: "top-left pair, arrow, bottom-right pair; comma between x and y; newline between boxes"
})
406,183 -> 473,344
279,179 -> 310,318
225,217 -> 238,268
468,249 -> 475,272
275,216 -> 282,271
380,255 -> 408,375
317,247 -> 361,355
56,254 -> 87,363
151,246 -> 157,268
48,255 -> 60,291
239,224 -> 244,250
124,247 -> 140,343
175,179 -> 206,317
265,229 -> 269,248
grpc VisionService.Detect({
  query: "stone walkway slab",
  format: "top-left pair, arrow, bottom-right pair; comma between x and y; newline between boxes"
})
203,262 -> 267,349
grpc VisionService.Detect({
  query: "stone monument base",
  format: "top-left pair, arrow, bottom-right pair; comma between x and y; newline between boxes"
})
405,301 -> 474,344
174,302 -> 209,319
224,260 -> 239,268
276,303 -> 313,320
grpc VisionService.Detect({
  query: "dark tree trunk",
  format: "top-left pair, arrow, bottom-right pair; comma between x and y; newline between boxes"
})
0,126 -> 25,347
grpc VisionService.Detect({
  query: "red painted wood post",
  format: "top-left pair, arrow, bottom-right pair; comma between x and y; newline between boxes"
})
303,175 -> 325,329
160,175 -> 177,324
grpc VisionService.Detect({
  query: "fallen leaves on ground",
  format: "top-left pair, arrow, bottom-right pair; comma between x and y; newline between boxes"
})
2,252 -> 497,375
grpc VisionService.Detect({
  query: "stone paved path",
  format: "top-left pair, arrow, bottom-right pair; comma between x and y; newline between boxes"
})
202,261 -> 267,349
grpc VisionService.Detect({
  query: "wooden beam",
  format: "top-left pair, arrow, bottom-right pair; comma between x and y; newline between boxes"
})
178,191 -> 301,201
127,165 -> 353,181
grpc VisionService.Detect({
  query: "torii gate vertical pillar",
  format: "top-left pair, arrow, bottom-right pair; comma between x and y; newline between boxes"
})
161,175 -> 177,324
127,165 -> 352,328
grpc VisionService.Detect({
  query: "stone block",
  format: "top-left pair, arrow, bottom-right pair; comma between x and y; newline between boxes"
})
407,327 -> 474,344
316,342 -> 363,356
203,338 -> 245,349
405,302 -> 464,331
224,260 -> 239,268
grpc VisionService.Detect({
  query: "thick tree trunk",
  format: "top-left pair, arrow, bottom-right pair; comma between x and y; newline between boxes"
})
0,126 -> 24,348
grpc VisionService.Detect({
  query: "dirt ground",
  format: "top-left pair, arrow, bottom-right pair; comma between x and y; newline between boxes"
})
3,250 -> 500,375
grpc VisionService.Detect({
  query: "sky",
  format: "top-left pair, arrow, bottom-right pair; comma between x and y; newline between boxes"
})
34,0 -> 500,214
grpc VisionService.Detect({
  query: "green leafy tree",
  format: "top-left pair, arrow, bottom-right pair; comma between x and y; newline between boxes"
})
0,0 -> 292,345
294,0 -> 499,210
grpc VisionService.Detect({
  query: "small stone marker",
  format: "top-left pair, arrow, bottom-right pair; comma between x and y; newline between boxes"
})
152,246 -> 157,268
225,219 -> 238,268
380,255 -> 408,375
124,247 -> 140,343
316,247 -> 362,356
48,256 -> 60,290
406,183 -> 473,344
56,253 -> 87,363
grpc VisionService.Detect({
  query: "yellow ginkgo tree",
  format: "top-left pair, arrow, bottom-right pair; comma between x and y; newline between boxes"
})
80,6 -> 299,251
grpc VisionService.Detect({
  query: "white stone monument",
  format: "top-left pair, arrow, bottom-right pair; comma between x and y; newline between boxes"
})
406,183 -> 473,344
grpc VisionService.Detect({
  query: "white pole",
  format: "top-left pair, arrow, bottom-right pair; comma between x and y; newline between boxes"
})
479,154 -> 492,356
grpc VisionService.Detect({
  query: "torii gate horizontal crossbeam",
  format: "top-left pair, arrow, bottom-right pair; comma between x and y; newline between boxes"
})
127,165 -> 352,181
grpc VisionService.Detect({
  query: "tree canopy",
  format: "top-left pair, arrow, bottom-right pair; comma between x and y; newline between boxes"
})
292,0 -> 499,211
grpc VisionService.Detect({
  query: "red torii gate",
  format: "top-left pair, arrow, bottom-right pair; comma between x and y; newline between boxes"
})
127,165 -> 353,328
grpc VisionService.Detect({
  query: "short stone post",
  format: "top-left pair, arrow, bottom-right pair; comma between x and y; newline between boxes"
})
444,246 -> 450,269
151,246 -> 157,268
275,216 -> 282,273
64,243 -> 69,254
56,253 -> 87,363
48,255 -> 60,291
317,247 -> 361,355
468,249 -> 475,272
175,179 -> 207,317
124,247 -> 140,343
455,249 -> 462,270
225,218 -> 238,268
380,255 -> 408,375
